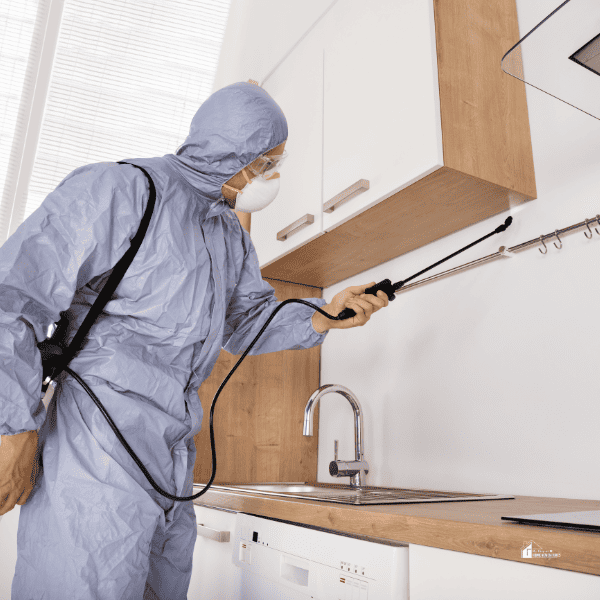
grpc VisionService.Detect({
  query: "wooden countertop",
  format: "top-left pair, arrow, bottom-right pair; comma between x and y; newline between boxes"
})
192,485 -> 600,576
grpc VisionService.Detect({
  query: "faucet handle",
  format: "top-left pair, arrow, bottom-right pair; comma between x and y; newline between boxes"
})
334,439 -> 338,461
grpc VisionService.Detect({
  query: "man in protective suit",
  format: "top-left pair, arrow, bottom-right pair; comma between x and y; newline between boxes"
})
0,81 -> 389,599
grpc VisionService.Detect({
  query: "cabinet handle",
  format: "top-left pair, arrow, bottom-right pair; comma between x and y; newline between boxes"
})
277,213 -> 315,241
323,179 -> 370,213
196,523 -> 230,543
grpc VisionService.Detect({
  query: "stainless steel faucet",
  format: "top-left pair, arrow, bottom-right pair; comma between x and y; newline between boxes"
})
303,384 -> 369,488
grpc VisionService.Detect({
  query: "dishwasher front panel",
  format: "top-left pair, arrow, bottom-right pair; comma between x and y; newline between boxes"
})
233,513 -> 409,600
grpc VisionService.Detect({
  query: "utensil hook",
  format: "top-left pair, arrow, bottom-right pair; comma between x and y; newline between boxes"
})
538,235 -> 548,254
553,230 -> 562,249
584,219 -> 593,239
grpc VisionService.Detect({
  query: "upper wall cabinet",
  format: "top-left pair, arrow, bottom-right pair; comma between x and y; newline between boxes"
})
252,0 -> 536,288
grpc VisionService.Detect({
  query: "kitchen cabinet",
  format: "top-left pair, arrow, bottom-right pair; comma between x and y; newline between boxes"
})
252,0 -> 536,290
252,36 -> 324,267
188,505 -> 240,600
409,544 -> 600,600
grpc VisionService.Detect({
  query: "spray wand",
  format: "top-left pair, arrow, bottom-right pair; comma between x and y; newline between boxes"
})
335,216 -> 513,320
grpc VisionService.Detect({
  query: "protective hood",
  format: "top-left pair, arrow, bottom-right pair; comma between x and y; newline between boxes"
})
163,81 -> 288,203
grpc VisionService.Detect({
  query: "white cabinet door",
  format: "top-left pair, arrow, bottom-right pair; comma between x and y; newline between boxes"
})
322,0 -> 443,232
252,36 -> 324,269
409,544 -> 600,600
188,505 -> 240,600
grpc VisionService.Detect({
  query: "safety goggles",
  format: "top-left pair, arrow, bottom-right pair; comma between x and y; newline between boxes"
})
247,150 -> 288,178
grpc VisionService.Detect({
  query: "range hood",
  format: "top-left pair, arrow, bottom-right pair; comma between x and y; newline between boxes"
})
501,0 -> 600,120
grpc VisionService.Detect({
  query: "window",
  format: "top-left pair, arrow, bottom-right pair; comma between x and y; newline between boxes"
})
0,0 -> 50,242
0,0 -> 231,244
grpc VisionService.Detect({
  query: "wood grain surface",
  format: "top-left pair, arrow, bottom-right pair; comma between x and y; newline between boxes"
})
192,278 -> 323,485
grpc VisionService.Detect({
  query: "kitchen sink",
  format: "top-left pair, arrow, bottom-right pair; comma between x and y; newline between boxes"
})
206,482 -> 514,505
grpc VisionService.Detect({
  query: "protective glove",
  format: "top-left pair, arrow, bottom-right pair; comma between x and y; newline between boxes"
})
312,281 -> 390,332
0,430 -> 40,515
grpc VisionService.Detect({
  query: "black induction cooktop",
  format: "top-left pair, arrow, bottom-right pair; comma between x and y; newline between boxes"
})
501,510 -> 600,532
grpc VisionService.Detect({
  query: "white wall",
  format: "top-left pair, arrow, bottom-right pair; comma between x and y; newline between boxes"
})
316,1 -> 600,502
215,0 -> 600,501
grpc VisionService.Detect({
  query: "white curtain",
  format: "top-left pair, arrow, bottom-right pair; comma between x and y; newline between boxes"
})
0,0 -> 231,244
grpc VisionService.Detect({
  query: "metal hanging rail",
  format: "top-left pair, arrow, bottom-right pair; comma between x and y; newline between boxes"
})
395,213 -> 600,295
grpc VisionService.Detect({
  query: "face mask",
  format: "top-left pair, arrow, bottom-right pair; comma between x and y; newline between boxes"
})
222,168 -> 280,213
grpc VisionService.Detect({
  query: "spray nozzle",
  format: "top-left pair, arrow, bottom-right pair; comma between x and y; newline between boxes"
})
494,216 -> 513,234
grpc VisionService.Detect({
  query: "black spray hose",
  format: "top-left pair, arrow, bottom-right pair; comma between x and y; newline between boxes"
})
64,298 -> 336,502
65,215 -> 513,503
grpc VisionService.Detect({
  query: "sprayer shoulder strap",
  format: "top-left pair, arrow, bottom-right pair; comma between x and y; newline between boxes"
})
53,161 -> 157,371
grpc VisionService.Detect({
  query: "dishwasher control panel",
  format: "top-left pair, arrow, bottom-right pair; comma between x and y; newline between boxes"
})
341,560 -> 366,577
233,513 -> 408,599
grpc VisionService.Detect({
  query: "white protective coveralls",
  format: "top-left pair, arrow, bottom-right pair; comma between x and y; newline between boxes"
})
0,81 -> 328,599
